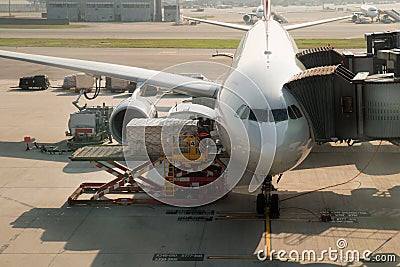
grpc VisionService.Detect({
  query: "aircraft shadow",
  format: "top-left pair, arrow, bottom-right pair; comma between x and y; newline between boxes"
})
295,142 -> 400,176
8,188 -> 400,266
1,139 -> 399,176
0,140 -> 100,174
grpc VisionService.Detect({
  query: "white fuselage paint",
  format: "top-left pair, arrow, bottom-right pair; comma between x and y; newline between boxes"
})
217,19 -> 313,176
255,5 -> 264,18
360,4 -> 379,19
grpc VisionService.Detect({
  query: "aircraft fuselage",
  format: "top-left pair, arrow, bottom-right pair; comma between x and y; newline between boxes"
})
217,20 -> 313,177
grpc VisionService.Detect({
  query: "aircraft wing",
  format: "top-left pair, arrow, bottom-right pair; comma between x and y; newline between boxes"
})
238,12 -> 256,15
182,16 -> 251,31
284,15 -> 352,31
0,50 -> 220,98
184,15 -> 351,32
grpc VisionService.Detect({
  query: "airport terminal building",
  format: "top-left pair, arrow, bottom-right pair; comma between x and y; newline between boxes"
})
46,0 -> 161,22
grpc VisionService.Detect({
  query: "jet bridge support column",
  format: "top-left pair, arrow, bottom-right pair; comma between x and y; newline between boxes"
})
352,72 -> 369,138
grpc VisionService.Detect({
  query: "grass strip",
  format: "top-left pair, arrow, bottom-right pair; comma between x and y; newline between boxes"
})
0,38 -> 366,49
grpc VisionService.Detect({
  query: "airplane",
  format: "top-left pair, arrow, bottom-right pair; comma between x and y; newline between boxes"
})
241,5 -> 264,25
0,1 -> 352,217
216,4 -> 232,9
352,2 -> 379,23
240,5 -> 288,25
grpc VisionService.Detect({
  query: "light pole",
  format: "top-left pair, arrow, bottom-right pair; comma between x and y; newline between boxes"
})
175,0 -> 180,24
8,0 -> 11,17
65,0 -> 69,21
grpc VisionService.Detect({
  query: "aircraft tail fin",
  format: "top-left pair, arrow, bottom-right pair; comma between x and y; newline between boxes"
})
264,0 -> 272,20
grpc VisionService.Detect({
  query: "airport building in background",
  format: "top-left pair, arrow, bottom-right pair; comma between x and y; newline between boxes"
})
163,5 -> 179,22
46,0 -> 163,22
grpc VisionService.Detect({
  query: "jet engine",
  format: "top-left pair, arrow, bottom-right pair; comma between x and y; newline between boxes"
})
109,96 -> 157,143
243,14 -> 252,24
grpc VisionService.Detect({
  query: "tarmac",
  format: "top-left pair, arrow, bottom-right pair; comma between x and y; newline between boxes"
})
0,10 -> 400,267
1,4 -> 400,39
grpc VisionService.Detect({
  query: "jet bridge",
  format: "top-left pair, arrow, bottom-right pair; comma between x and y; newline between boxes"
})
296,30 -> 400,76
284,66 -> 400,144
382,10 -> 400,23
289,30 -> 400,145
296,46 -> 345,69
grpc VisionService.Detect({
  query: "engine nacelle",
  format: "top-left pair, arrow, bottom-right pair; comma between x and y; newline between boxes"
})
168,102 -> 216,120
243,14 -> 252,24
109,96 -> 157,143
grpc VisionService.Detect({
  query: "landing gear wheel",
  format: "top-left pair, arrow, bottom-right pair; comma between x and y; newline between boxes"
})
256,193 -> 265,215
269,194 -> 280,219
256,175 -> 281,218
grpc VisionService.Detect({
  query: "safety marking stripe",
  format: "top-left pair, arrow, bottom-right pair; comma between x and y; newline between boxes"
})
265,207 -> 271,259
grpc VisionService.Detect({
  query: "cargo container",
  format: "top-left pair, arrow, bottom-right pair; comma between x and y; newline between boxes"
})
19,75 -> 50,90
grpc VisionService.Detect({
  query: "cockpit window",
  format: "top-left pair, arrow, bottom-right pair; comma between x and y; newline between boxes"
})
291,105 -> 303,118
249,109 -> 271,122
236,104 -> 250,119
237,105 -> 288,123
288,106 -> 296,119
249,109 -> 257,121
287,105 -> 303,120
272,109 -> 288,122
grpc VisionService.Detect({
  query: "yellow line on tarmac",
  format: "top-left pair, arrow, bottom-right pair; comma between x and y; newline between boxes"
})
265,207 -> 271,259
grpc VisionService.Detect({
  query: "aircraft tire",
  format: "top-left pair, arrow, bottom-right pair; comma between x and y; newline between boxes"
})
256,193 -> 265,215
270,194 -> 280,219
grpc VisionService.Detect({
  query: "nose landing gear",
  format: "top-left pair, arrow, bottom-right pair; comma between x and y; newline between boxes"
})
256,175 -> 280,218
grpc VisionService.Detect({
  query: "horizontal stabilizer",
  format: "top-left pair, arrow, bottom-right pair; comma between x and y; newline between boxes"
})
284,15 -> 352,31
182,16 -> 251,31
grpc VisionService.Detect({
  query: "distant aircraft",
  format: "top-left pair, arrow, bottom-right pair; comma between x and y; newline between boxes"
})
241,5 -> 288,25
352,2 -> 379,22
216,4 -> 232,9
241,5 -> 264,24
0,1 -> 351,216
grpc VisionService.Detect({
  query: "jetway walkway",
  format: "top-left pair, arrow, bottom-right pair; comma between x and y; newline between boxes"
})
289,30 -> 400,145
383,9 -> 400,22
296,46 -> 344,69
285,66 -> 400,144
296,30 -> 400,76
